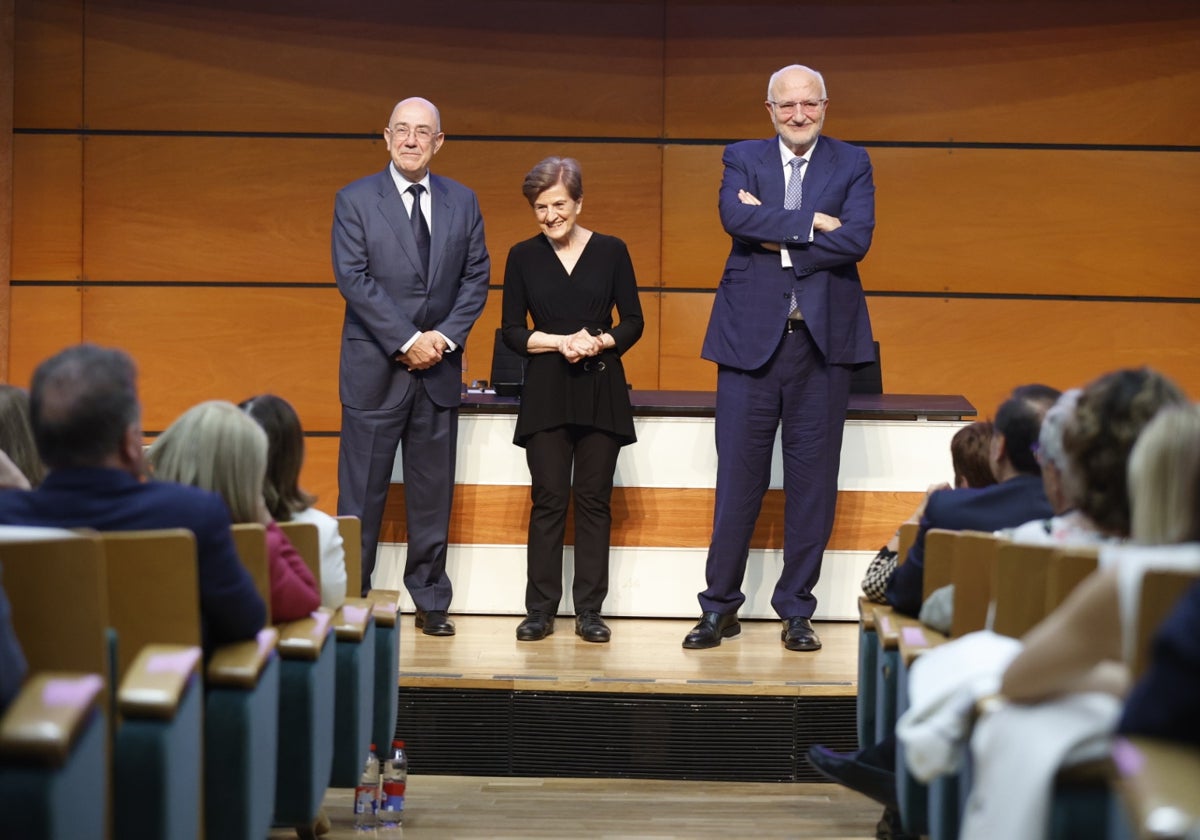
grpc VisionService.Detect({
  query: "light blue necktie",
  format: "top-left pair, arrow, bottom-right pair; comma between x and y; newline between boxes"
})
785,157 -> 806,318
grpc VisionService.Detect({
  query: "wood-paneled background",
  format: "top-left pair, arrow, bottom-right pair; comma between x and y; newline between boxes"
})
4,0 -> 1199,508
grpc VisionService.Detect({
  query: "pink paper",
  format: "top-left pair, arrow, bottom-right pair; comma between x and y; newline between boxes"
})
43,674 -> 103,707
146,648 -> 201,676
341,605 -> 369,625
902,626 -> 927,646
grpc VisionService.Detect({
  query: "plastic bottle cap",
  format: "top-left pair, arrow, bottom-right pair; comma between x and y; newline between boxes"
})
369,743 -> 377,751
393,739 -> 405,748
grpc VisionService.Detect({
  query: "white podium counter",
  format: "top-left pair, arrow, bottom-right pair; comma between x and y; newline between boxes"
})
375,391 -> 976,621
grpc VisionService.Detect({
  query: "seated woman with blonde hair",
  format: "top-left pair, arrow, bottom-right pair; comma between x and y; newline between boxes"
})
239,394 -> 346,609
0,384 -> 45,490
148,400 -> 320,622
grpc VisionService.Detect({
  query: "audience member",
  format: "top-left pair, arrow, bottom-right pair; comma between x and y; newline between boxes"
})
1009,368 -> 1187,546
861,420 -> 996,603
240,394 -> 347,609
148,400 -> 320,623
0,385 -> 44,488
1001,401 -> 1200,703
882,385 -> 1060,616
0,345 -> 265,652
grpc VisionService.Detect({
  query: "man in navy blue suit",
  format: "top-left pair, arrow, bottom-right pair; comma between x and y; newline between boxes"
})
685,64 -> 877,652
0,344 -> 265,653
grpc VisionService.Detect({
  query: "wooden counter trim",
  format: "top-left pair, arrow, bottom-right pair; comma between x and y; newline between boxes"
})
382,485 -> 925,550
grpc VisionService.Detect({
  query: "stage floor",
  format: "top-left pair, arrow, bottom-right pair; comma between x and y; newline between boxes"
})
399,615 -> 857,697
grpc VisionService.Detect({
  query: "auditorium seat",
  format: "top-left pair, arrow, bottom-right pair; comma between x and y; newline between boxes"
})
232,523 -> 335,833
278,519 -> 376,788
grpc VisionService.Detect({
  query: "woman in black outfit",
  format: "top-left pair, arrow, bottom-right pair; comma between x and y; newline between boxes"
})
501,156 -> 644,643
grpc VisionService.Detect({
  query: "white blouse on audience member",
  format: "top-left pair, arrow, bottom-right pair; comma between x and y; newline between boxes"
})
289,506 -> 347,610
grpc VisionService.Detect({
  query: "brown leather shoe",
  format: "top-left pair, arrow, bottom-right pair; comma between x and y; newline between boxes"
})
574,610 -> 611,643
516,611 -> 555,641
415,609 -> 456,636
782,616 -> 821,651
681,611 -> 740,649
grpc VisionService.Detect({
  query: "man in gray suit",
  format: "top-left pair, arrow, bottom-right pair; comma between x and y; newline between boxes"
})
333,97 -> 490,636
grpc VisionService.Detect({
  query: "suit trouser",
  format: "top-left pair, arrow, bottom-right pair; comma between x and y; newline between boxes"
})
523,425 -> 622,616
337,381 -> 457,608
699,322 -> 851,619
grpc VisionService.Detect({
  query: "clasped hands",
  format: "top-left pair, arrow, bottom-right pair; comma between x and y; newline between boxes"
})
558,328 -> 605,364
737,189 -> 841,252
394,331 -> 447,371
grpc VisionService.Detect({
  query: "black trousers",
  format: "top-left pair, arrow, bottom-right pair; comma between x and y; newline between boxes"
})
523,425 -> 622,615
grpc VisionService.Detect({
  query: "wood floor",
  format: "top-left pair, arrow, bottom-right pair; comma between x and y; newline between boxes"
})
264,615 -> 876,838
268,775 -> 885,839
397,614 -> 859,696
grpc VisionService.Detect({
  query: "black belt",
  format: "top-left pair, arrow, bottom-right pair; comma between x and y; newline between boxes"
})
784,319 -> 808,335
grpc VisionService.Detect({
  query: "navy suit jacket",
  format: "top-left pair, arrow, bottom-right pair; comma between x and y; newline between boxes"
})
701,134 -> 876,371
332,166 -> 490,411
0,468 -> 266,651
885,473 -> 1054,616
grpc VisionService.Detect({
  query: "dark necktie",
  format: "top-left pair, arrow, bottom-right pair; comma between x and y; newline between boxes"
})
785,158 -> 805,319
407,183 -> 430,275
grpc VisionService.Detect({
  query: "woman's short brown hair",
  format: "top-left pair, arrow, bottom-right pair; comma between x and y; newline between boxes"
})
521,156 -> 583,205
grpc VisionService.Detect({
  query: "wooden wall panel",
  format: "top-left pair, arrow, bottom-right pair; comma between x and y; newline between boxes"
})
12,0 -> 82,127
299,435 -> 339,515
665,1 -> 1200,144
82,0 -> 665,136
7,286 -> 82,384
657,291 -> 718,391
869,296 -> 1200,423
80,286 -> 342,432
83,137 -> 663,285
662,145 -> 1200,297
383,484 -> 922,550
11,134 -> 82,280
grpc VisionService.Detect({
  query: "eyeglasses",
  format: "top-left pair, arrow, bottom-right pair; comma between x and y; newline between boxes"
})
387,124 -> 440,144
768,99 -> 827,117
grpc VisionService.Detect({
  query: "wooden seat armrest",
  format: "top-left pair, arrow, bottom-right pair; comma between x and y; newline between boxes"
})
117,644 -> 202,720
367,589 -> 401,628
333,598 -> 374,642
896,616 -> 946,666
858,595 -> 880,631
276,609 -> 334,661
1112,736 -> 1200,839
0,672 -> 104,765
875,608 -> 901,651
206,627 -> 279,688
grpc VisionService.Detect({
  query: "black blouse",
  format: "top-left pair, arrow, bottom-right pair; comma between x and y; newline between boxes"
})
500,232 -> 644,447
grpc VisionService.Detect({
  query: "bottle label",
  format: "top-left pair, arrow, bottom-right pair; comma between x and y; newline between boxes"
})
354,784 -> 378,814
380,780 -> 406,812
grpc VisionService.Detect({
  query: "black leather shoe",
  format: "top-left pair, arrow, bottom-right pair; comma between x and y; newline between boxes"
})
415,609 -> 456,636
782,616 -> 821,651
681,611 -> 740,649
806,745 -> 898,810
574,610 -> 611,643
516,611 -> 554,641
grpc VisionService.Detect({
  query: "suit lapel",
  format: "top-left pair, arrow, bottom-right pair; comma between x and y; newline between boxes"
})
376,168 -> 428,281
800,138 -> 836,209
428,174 -> 456,285
755,141 -> 786,206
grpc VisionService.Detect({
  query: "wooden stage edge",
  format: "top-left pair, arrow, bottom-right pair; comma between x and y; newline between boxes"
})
397,614 -> 858,698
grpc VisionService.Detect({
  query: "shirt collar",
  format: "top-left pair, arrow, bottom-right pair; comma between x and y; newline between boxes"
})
778,136 -> 817,169
389,163 -> 431,198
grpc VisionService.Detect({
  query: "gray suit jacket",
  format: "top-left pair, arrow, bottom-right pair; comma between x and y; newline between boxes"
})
332,166 -> 490,410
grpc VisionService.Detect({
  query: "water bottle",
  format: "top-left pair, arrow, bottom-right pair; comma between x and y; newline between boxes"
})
378,739 -> 408,831
354,743 -> 380,833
